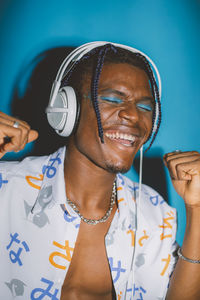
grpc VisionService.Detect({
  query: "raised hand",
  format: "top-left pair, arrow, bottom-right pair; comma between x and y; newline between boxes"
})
0,112 -> 38,159
164,151 -> 200,207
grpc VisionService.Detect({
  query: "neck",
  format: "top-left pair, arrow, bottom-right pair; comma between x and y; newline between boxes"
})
64,144 -> 116,212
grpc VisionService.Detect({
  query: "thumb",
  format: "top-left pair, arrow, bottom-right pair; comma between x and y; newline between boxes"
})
27,130 -> 39,143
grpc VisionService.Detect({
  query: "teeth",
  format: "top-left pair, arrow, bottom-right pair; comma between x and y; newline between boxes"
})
105,132 -> 135,142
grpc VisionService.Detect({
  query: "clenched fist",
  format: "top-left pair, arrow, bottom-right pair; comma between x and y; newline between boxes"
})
0,112 -> 38,159
164,151 -> 200,207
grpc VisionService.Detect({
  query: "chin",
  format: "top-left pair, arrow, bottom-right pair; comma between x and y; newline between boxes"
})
105,160 -> 132,174
102,148 -> 137,174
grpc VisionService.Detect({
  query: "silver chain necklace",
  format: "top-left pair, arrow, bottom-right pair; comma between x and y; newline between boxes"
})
66,181 -> 116,225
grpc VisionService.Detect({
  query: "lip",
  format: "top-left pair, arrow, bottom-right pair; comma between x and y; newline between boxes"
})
103,127 -> 141,148
103,125 -> 141,136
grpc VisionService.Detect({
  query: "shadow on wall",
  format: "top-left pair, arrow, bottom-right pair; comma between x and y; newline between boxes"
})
11,46 -> 75,156
134,153 -> 168,201
10,47 -> 168,201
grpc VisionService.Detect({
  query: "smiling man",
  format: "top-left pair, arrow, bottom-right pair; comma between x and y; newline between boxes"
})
0,42 -> 200,300
71,63 -> 153,174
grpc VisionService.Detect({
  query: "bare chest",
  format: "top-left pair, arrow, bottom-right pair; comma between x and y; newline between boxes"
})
60,219 -> 116,300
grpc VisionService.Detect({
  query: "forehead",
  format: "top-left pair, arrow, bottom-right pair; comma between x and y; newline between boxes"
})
98,63 -> 152,95
82,62 -> 151,90
100,62 -> 148,80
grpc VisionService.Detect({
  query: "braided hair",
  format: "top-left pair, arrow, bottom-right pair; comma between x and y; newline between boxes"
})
61,44 -> 161,151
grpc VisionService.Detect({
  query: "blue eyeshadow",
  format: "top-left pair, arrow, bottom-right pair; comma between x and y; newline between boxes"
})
99,96 -> 123,104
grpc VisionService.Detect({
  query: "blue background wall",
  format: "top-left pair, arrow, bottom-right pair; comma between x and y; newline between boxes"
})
0,0 -> 199,245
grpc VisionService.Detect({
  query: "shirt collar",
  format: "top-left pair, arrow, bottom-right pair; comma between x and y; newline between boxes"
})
32,147 -> 159,232
31,147 -> 66,214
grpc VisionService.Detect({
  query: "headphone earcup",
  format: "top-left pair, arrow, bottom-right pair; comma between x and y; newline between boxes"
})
47,86 -> 78,137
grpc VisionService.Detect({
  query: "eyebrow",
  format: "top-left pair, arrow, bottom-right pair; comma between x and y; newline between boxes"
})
99,88 -> 154,103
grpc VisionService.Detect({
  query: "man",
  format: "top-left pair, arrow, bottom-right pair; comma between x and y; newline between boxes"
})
0,42 -> 200,300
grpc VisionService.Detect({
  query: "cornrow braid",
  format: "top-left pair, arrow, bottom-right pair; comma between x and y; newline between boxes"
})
91,44 -> 117,143
144,68 -> 161,151
134,53 -> 161,151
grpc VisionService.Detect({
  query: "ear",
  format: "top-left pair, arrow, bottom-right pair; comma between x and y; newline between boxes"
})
46,86 -> 79,137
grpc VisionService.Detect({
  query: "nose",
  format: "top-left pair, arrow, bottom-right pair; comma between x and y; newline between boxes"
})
118,102 -> 139,123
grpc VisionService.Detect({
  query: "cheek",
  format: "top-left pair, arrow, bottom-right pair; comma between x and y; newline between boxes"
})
75,103 -> 98,139
99,105 -> 119,124
100,105 -> 153,132
142,114 -> 153,138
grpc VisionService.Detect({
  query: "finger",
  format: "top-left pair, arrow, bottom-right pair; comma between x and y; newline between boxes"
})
0,113 -> 29,129
0,123 -> 38,153
3,128 -> 38,152
163,151 -> 199,167
0,113 -> 31,138
164,153 -> 200,165
164,151 -> 199,159
0,117 -> 30,133
0,115 -> 33,150
164,155 -> 200,180
0,123 -> 24,152
176,159 -> 200,181
5,123 -> 30,151
27,130 -> 39,143
0,113 -> 39,159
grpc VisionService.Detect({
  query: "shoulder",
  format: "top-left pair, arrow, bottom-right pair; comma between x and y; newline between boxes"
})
0,146 -> 66,187
0,154 -> 49,177
0,147 -> 66,208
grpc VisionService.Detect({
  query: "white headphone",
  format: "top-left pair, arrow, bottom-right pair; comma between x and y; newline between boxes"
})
46,41 -> 162,137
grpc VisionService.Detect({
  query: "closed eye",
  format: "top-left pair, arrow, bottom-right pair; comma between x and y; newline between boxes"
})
99,96 -> 123,104
136,103 -> 153,112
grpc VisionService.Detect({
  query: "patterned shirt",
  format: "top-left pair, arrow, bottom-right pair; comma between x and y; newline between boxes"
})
0,147 -> 178,300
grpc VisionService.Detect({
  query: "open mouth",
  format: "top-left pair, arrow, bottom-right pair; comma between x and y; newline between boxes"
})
105,131 -> 136,147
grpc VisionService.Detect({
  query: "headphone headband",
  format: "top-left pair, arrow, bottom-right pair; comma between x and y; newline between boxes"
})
49,41 -> 161,108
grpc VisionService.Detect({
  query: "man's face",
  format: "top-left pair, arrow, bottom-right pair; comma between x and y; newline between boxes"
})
70,62 -> 154,173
